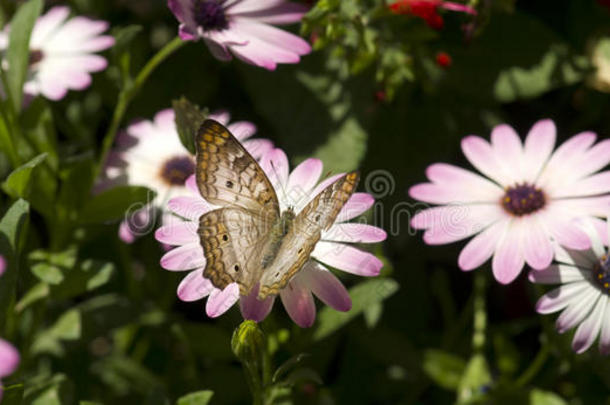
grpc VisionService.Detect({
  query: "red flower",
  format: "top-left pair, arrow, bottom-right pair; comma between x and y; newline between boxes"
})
388,0 -> 476,30
436,51 -> 452,68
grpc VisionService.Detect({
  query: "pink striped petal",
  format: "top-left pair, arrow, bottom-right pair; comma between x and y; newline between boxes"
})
177,269 -> 215,301
167,196 -> 211,219
239,284 -> 275,322
242,139 -> 274,160
185,174 -> 198,194
299,263 -> 351,312
155,222 -> 198,245
236,3 -> 308,24
522,218 -> 553,270
490,124 -> 523,179
228,121 -> 257,141
230,19 -> 311,56
461,135 -> 513,186
337,193 -> 374,222
523,119 -> 556,182
312,242 -> 382,276
573,139 -> 610,180
0,338 -> 19,378
280,277 -> 316,327
572,295 -> 607,353
528,265 -> 585,284
536,282 -> 590,314
287,158 -> 323,196
31,6 -> 70,47
160,243 -> 205,271
323,223 -> 386,243
206,283 -> 240,317
228,0 -> 297,14
599,299 -> 610,354
208,110 -> 231,125
542,213 -> 592,250
556,289 -> 600,333
491,222 -> 525,284
458,219 -> 508,271
557,171 -> 610,198
260,148 -> 289,190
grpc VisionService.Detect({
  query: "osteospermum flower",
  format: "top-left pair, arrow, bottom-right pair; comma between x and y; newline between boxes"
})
0,255 -> 5,277
409,119 -> 610,284
101,108 -> 273,243
0,338 -> 19,401
155,148 -> 386,327
530,221 -> 610,354
388,0 -> 476,30
0,6 -> 114,101
168,0 -> 311,70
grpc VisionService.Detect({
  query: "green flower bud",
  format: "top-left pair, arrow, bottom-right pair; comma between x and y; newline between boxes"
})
231,320 -> 265,365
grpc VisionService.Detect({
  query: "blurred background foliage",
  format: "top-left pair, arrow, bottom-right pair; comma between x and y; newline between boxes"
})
1,0 -> 610,404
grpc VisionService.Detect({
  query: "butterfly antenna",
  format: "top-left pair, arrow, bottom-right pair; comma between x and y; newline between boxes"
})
269,160 -> 290,208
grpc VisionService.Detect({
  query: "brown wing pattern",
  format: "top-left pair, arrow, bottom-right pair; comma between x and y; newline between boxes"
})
257,172 -> 360,299
196,119 -> 279,215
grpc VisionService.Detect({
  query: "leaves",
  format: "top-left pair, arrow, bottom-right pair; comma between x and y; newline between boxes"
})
422,350 -> 466,390
79,186 -> 156,224
313,278 -> 398,341
5,0 -> 43,112
176,391 -> 214,405
2,153 -> 47,199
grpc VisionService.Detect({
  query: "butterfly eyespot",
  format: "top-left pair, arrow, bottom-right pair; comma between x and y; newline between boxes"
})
298,248 -> 303,254
315,215 -> 321,222
222,234 -> 228,242
225,180 -> 234,188
234,265 -> 240,272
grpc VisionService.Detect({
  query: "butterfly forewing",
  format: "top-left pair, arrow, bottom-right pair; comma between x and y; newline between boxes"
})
257,172 -> 360,299
195,119 -> 280,295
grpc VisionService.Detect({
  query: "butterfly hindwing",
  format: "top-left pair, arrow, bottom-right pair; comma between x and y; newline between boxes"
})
257,172 -> 360,299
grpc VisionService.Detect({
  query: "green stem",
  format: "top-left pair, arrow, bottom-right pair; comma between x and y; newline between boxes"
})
472,271 -> 487,353
514,344 -> 550,388
94,36 -> 186,181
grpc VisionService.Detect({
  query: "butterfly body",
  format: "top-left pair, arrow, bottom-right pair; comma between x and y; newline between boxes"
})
195,119 -> 360,300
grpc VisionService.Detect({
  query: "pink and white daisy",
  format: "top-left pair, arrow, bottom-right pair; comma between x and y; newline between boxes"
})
0,338 -> 19,402
155,148 -> 386,327
100,108 -> 273,243
530,220 -> 610,354
409,119 -> 610,284
0,256 -> 5,277
168,0 -> 311,70
0,6 -> 114,101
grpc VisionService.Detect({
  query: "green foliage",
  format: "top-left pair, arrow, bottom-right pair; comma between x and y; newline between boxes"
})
176,391 -> 214,405
173,97 -> 209,154
79,186 -> 156,224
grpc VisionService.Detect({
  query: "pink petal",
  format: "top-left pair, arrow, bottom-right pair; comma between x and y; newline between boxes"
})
491,221 -> 525,284
536,282 -> 590,314
337,193 -> 374,222
552,195 -> 610,218
312,242 -> 382,276
522,218 -> 553,270
323,223 -> 386,243
0,255 -> 5,277
260,148 -> 289,190
299,262 -> 351,311
555,171 -> 610,198
235,3 -> 308,24
556,289 -> 600,333
490,124 -> 523,181
167,196 -> 211,219
239,284 -> 275,322
209,110 -> 231,125
242,139 -> 274,160
155,222 -> 198,245
461,135 -> 513,186
154,108 -> 176,131
179,24 -> 197,40
168,0 -> 191,22
204,38 -> 233,60
160,243 -> 205,271
206,283 -> 240,317
280,277 -> 316,327
311,173 -> 345,198
0,338 -> 19,378
185,174 -> 199,194
572,295 -> 607,353
30,6 -> 70,47
599,299 -> 610,354
287,158 -> 323,196
228,121 -> 257,141
527,264 -> 585,285
522,119 -> 556,182
118,220 -> 136,244
542,212 -> 592,250
177,268 -> 215,301
439,1 -> 477,14
229,19 -> 311,55
458,219 -> 508,271
411,204 -> 503,244
573,139 -> 610,180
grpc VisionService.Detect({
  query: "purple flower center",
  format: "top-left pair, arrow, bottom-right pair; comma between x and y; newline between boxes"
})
501,184 -> 546,216
594,255 -> 610,293
160,155 -> 195,186
194,0 -> 228,31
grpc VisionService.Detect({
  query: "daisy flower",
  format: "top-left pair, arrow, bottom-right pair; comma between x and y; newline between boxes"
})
0,256 -> 5,277
0,338 -> 19,402
388,0 -> 476,30
155,148 -> 386,327
409,119 -> 610,284
167,0 -> 311,70
0,6 -> 114,101
530,220 -> 610,354
101,108 -> 273,243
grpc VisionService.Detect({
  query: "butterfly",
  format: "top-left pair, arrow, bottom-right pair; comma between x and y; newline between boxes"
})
195,119 -> 360,300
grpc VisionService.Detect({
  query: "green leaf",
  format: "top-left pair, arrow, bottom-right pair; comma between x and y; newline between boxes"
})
311,117 -> 367,173
422,349 -> 466,390
273,353 -> 309,383
1,383 -> 24,405
79,186 -> 156,224
529,389 -> 568,405
0,199 -> 30,332
313,278 -> 398,341
176,391 -> 214,405
110,25 -> 143,87
51,309 -> 81,340
5,0 -> 43,112
31,263 -> 64,285
457,354 -> 491,402
173,97 -> 209,154
15,282 -> 50,312
1,153 -> 47,199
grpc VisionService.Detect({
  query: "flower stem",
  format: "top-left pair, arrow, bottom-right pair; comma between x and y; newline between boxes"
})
514,344 -> 550,388
94,36 -> 186,181
472,271 -> 487,353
